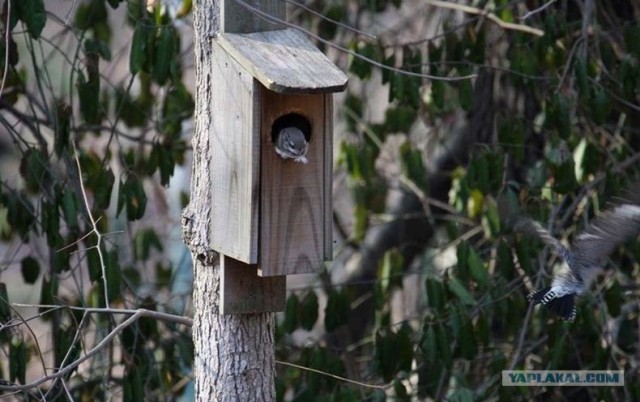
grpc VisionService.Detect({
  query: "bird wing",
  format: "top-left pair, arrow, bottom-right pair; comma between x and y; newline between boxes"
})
571,186 -> 640,268
514,216 -> 568,257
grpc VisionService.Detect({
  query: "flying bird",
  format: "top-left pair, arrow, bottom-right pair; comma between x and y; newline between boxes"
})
515,183 -> 640,322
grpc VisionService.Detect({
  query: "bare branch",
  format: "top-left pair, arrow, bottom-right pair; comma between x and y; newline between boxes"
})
0,307 -> 191,393
425,0 -> 545,37
71,141 -> 111,308
233,0 -> 477,81
276,360 -> 388,390
520,0 -> 557,21
0,0 -> 11,101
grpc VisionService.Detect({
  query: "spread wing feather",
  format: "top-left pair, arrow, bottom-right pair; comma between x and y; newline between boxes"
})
514,217 -> 568,257
571,185 -> 640,267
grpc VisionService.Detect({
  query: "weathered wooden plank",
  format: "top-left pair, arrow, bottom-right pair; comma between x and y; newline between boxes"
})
259,88 -> 326,276
220,255 -> 286,314
217,29 -> 349,94
323,94 -> 333,261
221,0 -> 285,34
210,43 -> 260,263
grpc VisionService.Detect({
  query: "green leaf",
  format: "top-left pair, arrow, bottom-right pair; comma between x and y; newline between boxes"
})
590,86 -> 610,125
299,291 -> 318,331
384,105 -> 416,134
449,387 -> 474,402
60,188 -> 79,232
447,276 -> 476,306
324,289 -> 349,332
160,83 -> 194,138
21,256 -> 40,284
393,379 -> 409,401
497,240 -> 515,280
84,38 -> 112,61
475,311 -> 490,347
40,200 -> 62,247
117,175 -> 148,220
399,142 -> 426,189
39,275 -> 58,317
454,308 -> 476,360
105,250 -> 122,303
434,323 -> 451,367
374,330 -> 397,381
130,21 -> 149,74
604,280 -> 623,317
123,368 -> 144,402
468,248 -> 489,288
0,283 -> 10,322
349,42 -> 376,80
75,0 -> 108,30
91,168 -> 115,210
425,277 -> 444,312
86,244 -> 102,282
574,58 -> 589,99
20,148 -> 50,193
467,154 -> 489,193
154,26 -> 177,84
134,228 -> 163,261
54,102 -> 71,157
456,242 -> 470,280
5,192 -> 36,240
421,324 -> 438,362
284,294 -> 299,333
18,0 -> 46,39
77,67 -> 101,124
396,323 -> 413,373
9,338 -> 27,384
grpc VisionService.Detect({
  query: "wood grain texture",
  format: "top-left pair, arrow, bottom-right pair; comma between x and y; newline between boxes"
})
210,43 -> 260,263
220,255 -> 286,314
259,88 -> 328,276
323,94 -> 333,260
221,0 -> 285,34
218,28 -> 348,94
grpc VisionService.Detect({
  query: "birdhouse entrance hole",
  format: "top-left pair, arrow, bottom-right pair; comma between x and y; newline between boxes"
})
271,113 -> 312,143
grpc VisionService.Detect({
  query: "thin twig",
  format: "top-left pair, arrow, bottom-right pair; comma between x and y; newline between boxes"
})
11,304 -> 194,326
232,0 -> 476,81
520,0 -> 557,21
284,0 -> 377,40
0,308 -> 192,393
275,360 -> 388,390
72,141 -> 111,308
425,0 -> 544,37
0,0 -> 10,101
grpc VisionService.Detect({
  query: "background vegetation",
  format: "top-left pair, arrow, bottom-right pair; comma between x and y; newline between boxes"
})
1,0 -> 639,401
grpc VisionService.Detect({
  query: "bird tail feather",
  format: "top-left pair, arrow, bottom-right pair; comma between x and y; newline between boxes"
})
527,287 -> 551,305
528,288 -> 577,322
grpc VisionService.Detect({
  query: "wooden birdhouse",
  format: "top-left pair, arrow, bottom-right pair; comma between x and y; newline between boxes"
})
210,2 -> 348,313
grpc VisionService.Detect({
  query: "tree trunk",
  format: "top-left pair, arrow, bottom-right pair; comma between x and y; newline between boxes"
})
182,1 -> 276,400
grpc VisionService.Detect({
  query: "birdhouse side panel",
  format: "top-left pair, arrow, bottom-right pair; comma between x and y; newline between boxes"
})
323,94 -> 333,261
210,44 -> 260,263
259,89 -> 327,276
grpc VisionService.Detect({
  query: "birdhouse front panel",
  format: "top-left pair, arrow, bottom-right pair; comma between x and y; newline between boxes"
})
258,87 -> 332,276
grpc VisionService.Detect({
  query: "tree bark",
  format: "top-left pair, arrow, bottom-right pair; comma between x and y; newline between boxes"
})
183,1 -> 276,400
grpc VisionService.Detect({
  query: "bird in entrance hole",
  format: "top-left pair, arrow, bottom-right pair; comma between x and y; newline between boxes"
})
273,126 -> 308,164
515,183 -> 640,322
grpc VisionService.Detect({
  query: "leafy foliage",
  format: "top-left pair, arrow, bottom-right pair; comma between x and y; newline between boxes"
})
0,0 -> 193,399
277,1 -> 640,401
3,0 -> 640,401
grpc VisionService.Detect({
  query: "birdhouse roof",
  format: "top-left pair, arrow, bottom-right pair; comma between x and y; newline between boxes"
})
216,28 -> 348,94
